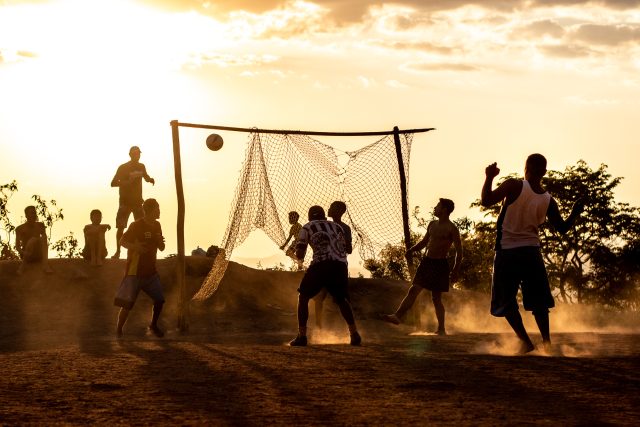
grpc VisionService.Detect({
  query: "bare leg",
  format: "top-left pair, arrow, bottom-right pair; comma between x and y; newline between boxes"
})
381,285 -> 423,325
396,285 -> 423,319
148,302 -> 164,337
314,289 -> 328,329
112,227 -> 124,259
116,308 -> 130,337
335,297 -> 360,345
297,294 -> 310,335
432,291 -> 446,335
505,310 -> 535,353
533,310 -> 550,343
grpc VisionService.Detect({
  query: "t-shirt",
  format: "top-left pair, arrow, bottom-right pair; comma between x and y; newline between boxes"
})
334,220 -> 353,254
296,220 -> 347,265
496,180 -> 551,250
123,218 -> 162,277
112,161 -> 148,207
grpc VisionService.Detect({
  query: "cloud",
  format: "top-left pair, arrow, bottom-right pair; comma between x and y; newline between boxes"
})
0,49 -> 37,65
572,24 -> 640,46
513,19 -> 565,39
538,44 -> 593,58
188,52 -> 280,68
377,41 -> 458,55
404,61 -> 480,72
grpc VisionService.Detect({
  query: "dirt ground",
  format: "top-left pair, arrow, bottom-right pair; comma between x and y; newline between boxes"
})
1,258 -> 639,425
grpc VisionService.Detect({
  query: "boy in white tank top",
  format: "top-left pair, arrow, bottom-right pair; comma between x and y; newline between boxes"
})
481,154 -> 584,354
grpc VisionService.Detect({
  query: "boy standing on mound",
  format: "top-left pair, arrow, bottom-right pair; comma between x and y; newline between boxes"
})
114,198 -> 166,338
382,198 -> 462,335
481,154 -> 583,353
280,211 -> 303,270
290,205 -> 361,346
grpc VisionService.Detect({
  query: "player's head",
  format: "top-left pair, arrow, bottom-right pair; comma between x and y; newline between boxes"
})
308,205 -> 326,221
90,209 -> 102,224
525,153 -> 547,180
24,205 -> 37,222
438,198 -> 454,215
142,198 -> 160,218
129,146 -> 141,161
328,201 -> 346,218
288,211 -> 300,224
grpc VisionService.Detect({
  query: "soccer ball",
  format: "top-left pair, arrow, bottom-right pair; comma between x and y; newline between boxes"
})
206,133 -> 224,151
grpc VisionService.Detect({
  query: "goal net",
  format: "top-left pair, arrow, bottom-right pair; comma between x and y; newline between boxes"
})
193,131 -> 413,300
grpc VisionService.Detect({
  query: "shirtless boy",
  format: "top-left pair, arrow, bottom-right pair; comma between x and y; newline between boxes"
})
382,198 -> 462,335
15,205 -> 53,274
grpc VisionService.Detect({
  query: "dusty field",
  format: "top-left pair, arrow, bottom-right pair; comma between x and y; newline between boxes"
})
1,258 -> 639,425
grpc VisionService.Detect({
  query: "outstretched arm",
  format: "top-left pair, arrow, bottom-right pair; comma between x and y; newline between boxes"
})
547,197 -> 584,234
280,233 -> 293,250
407,225 -> 431,255
142,165 -> 155,185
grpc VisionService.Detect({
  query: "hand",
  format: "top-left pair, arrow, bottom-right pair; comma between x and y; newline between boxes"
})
279,245 -> 285,250
105,224 -> 112,231
156,234 -> 165,245
485,162 -> 500,179
149,177 -> 155,185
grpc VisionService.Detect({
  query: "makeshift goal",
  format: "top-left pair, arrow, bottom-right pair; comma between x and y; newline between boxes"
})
170,121 -> 434,331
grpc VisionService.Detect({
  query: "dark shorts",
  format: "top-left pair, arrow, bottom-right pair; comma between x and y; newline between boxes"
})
298,260 -> 349,301
491,247 -> 554,317
114,274 -> 165,310
413,257 -> 450,292
116,203 -> 143,229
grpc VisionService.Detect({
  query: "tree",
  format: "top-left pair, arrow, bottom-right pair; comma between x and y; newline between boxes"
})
454,219 -> 494,292
588,240 -> 640,309
0,181 -> 19,260
0,181 -> 82,260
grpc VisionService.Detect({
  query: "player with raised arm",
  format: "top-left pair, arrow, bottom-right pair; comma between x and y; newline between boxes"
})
481,154 -> 584,353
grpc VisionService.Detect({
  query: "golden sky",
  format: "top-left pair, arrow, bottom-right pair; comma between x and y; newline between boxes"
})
1,0 -> 639,269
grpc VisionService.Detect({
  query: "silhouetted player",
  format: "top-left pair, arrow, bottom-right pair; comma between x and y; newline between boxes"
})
114,198 -> 165,338
382,198 -> 462,335
111,146 -> 155,259
15,205 -> 53,274
290,205 -> 361,346
280,211 -> 303,270
314,201 -> 352,329
481,154 -> 584,353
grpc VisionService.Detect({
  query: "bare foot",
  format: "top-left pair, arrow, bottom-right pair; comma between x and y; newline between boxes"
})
111,251 -> 120,259
381,314 -> 400,325
434,329 -> 447,336
148,325 -> 165,338
516,340 -> 536,355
